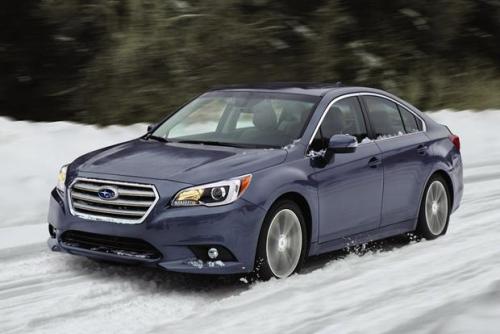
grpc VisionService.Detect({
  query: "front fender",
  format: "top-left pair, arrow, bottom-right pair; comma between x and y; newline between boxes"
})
241,158 -> 320,254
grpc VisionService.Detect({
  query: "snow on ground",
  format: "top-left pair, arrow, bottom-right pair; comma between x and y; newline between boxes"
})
1,111 -> 499,334
0,118 -> 146,228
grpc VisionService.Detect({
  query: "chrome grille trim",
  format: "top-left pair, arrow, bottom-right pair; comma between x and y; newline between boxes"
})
71,191 -> 154,207
73,182 -> 156,197
68,178 -> 159,224
72,202 -> 146,217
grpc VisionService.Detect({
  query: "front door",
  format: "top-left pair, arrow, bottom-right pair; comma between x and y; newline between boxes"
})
309,97 -> 384,243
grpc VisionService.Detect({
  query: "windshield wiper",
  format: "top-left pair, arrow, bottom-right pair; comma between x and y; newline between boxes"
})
146,135 -> 168,143
173,140 -> 275,149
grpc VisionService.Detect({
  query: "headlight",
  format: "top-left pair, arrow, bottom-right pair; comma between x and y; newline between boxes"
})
56,165 -> 68,192
171,174 -> 252,207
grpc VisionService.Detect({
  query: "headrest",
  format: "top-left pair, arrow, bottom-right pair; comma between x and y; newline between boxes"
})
252,101 -> 278,130
329,106 -> 343,122
279,102 -> 305,123
370,110 -> 393,135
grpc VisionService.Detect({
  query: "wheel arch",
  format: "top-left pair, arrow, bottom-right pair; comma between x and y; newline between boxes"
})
415,169 -> 454,238
418,169 -> 454,227
248,163 -> 320,257
274,192 -> 312,247
431,170 -> 454,209
258,191 -> 316,260
253,192 -> 313,279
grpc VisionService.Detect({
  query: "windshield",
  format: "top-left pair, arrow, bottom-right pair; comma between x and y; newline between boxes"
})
151,91 -> 319,148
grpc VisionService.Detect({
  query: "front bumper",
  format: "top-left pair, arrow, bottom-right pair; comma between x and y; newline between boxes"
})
47,175 -> 267,275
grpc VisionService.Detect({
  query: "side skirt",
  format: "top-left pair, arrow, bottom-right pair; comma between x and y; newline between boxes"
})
311,219 -> 416,256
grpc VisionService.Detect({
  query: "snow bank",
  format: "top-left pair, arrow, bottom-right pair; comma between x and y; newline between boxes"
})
1,110 -> 500,334
428,109 -> 500,165
0,117 -> 145,228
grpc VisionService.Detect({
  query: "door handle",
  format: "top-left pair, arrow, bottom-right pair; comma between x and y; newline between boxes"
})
368,157 -> 381,168
417,145 -> 428,155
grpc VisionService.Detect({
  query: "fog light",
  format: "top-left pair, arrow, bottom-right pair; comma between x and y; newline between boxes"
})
208,247 -> 219,259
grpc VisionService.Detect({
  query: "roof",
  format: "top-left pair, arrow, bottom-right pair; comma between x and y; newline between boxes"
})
208,82 -> 345,96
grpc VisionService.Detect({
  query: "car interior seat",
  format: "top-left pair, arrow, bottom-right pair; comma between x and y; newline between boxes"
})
278,103 -> 306,138
370,109 -> 395,137
238,100 -> 289,146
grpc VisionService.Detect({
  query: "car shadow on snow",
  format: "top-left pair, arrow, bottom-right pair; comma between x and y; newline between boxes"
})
62,234 -> 416,293
63,255 -> 249,297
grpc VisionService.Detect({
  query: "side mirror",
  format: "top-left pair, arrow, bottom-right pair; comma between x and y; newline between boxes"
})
328,134 -> 358,153
147,123 -> 156,133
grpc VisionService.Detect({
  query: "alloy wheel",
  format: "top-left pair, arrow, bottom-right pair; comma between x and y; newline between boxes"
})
265,209 -> 303,278
425,180 -> 449,235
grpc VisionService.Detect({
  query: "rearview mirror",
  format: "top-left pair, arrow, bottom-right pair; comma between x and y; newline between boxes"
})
328,134 -> 358,153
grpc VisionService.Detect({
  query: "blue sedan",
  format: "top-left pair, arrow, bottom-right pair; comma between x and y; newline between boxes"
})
48,83 -> 463,279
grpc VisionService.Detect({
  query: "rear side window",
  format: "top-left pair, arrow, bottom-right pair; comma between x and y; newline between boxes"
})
398,106 -> 420,133
311,97 -> 368,150
364,96 -> 405,138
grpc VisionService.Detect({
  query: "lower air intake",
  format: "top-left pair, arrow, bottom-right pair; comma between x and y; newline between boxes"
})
61,230 -> 162,260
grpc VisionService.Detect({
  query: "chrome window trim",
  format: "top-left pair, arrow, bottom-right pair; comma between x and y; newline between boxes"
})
67,177 -> 160,224
307,92 -> 427,149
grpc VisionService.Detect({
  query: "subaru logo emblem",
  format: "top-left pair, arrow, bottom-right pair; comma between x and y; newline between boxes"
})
97,186 -> 118,200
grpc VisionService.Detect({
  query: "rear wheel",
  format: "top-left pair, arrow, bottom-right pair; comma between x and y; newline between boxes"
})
254,200 -> 307,280
416,175 -> 450,239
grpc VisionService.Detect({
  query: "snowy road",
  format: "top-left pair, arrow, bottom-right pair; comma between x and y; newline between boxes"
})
1,111 -> 499,334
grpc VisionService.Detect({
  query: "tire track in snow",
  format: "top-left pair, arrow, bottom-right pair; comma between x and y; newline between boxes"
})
0,251 -> 246,334
145,177 -> 500,334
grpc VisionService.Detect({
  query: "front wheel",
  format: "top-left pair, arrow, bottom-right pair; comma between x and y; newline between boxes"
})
416,175 -> 451,239
254,200 -> 307,280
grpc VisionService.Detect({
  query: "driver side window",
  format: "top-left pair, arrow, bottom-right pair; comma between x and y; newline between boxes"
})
310,97 -> 368,151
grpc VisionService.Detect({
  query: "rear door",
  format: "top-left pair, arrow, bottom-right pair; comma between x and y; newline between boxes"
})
362,95 -> 431,227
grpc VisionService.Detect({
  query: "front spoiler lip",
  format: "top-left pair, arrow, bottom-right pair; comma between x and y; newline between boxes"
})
48,238 -> 251,274
48,237 -> 159,263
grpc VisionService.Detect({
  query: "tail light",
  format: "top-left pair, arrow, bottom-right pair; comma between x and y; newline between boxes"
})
449,134 -> 460,152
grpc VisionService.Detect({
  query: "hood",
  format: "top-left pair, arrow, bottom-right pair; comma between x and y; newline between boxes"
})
74,139 -> 287,184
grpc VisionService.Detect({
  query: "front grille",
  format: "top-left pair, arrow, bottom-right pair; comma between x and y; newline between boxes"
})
69,178 -> 158,224
61,230 -> 162,260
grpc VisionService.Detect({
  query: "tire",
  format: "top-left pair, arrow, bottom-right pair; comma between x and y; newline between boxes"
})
415,175 -> 451,240
254,199 -> 307,280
